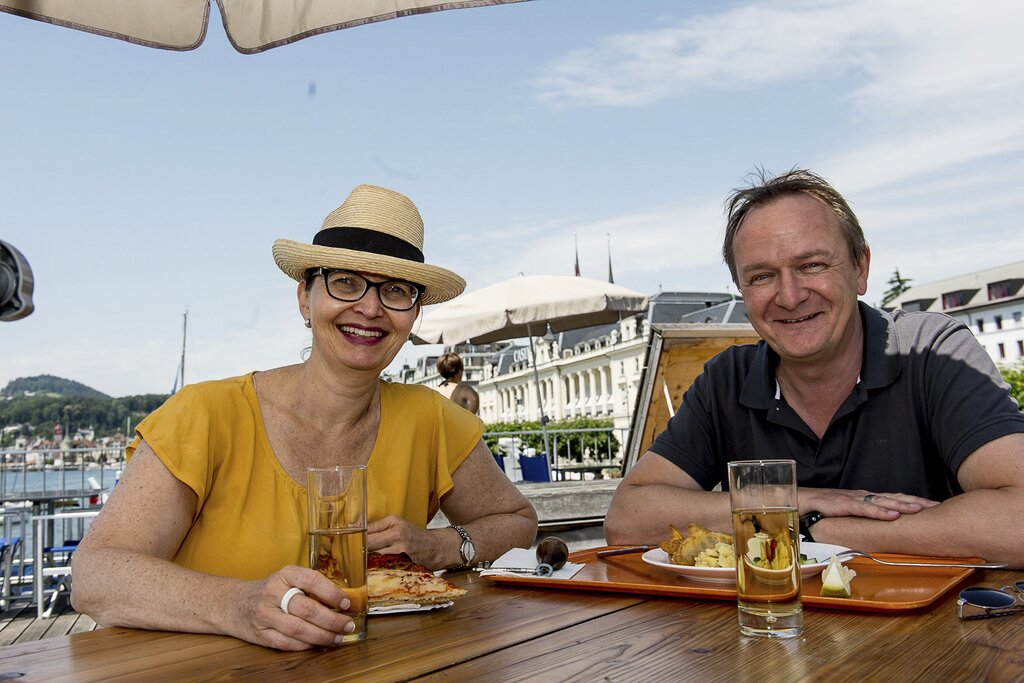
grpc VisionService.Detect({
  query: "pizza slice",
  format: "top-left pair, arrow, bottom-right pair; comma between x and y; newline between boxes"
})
368,552 -> 467,608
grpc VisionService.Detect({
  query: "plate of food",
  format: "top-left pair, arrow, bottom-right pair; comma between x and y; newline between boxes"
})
367,553 -> 466,614
641,523 -> 849,584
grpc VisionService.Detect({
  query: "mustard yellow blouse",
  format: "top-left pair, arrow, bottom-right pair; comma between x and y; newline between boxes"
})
128,374 -> 483,580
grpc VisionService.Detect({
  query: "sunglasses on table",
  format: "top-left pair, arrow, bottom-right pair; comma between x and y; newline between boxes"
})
315,268 -> 422,311
956,581 -> 1024,620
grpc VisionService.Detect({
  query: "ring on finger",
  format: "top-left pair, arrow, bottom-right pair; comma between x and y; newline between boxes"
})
280,587 -> 305,615
863,494 -> 876,503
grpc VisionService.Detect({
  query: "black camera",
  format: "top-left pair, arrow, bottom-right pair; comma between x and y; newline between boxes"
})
0,239 -> 34,321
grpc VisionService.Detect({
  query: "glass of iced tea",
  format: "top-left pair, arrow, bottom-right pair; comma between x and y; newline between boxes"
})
727,459 -> 803,638
307,465 -> 368,642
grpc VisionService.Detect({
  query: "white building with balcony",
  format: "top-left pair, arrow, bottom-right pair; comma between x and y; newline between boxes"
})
391,291 -> 748,432
887,260 -> 1024,366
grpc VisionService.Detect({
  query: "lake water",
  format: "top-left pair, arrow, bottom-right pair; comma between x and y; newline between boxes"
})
1,466 -> 122,497
1,465 -> 124,566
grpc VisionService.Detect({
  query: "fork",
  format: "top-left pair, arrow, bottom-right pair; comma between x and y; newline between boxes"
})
837,549 -> 1006,569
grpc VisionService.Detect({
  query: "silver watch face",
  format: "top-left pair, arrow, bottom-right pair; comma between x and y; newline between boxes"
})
461,538 -> 476,563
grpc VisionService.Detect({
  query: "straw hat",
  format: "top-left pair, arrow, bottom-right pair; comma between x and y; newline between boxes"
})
273,184 -> 466,305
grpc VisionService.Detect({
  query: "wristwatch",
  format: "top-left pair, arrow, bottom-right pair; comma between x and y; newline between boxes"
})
799,511 -> 825,543
449,524 -> 476,570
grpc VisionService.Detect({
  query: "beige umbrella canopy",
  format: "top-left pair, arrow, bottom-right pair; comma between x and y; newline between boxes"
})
0,0 -> 529,54
411,275 -> 650,345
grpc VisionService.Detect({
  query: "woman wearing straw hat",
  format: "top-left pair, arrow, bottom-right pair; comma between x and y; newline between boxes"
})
72,184 -> 538,650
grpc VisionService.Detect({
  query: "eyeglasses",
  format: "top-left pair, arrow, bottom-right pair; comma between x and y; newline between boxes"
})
316,268 -> 421,311
956,581 -> 1024,620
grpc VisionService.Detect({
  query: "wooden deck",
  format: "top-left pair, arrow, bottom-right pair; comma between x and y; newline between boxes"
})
0,596 -> 98,646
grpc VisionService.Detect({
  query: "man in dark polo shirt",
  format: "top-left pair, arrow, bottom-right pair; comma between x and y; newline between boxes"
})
604,170 -> 1024,566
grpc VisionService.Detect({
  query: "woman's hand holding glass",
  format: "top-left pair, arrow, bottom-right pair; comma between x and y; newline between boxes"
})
229,565 -> 356,651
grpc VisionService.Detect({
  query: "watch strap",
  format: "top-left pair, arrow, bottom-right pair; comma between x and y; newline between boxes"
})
449,524 -> 474,570
799,511 -> 825,543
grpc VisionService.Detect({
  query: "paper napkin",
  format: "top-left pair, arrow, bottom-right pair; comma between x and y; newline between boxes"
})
477,547 -> 585,579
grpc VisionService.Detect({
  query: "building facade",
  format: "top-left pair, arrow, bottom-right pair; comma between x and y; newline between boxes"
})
887,260 -> 1024,366
391,291 -> 748,432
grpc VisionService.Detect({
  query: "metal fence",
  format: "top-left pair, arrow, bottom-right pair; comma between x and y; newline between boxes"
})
1,447 -> 126,590
1,447 -> 126,498
483,426 -> 630,481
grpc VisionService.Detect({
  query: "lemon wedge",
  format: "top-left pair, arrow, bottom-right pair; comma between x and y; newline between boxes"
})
819,555 -> 857,598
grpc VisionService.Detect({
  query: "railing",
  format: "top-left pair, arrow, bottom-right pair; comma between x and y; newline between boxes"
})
1,447 -> 127,499
0,447 -> 126,592
482,426 -> 630,481
33,511 -> 100,618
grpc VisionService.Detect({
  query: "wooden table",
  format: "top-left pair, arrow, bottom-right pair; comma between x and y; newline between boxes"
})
0,566 -> 1020,682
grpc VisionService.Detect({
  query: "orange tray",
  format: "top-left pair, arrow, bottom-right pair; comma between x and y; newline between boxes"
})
482,546 -> 976,612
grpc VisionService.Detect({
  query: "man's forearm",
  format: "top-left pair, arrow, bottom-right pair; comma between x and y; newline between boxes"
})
810,487 -> 1024,568
604,483 -> 732,545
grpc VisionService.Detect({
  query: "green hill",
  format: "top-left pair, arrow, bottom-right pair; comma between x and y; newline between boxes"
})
2,375 -> 110,399
0,376 -> 168,441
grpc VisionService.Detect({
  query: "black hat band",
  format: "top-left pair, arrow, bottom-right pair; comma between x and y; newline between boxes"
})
313,226 -> 424,263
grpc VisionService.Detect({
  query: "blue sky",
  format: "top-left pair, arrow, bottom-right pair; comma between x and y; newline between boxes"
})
2,0 -> 1022,397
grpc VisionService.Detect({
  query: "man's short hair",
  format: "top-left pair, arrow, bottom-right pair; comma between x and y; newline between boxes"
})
722,169 -> 868,286
436,352 -> 464,381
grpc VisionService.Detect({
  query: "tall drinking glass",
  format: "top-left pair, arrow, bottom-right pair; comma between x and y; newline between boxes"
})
727,459 -> 803,638
307,465 -> 368,642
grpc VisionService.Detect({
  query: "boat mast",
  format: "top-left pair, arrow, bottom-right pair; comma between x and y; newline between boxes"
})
179,309 -> 187,390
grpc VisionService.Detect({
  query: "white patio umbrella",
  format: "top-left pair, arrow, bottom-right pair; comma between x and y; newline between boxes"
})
0,0 -> 530,54
412,275 -> 649,345
412,275 -> 649,473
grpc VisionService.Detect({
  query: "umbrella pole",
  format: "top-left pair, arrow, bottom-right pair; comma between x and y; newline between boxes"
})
525,324 -> 553,480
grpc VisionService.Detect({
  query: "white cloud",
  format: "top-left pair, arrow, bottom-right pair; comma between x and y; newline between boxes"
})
534,1 -> 1024,113
530,0 -> 1024,307
824,115 -> 1024,195
534,1 -> 877,107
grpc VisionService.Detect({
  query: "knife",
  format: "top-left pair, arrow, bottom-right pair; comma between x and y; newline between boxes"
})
596,545 -> 655,558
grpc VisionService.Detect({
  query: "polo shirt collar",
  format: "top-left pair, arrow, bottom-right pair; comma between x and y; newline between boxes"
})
859,301 -> 901,391
739,301 -> 900,409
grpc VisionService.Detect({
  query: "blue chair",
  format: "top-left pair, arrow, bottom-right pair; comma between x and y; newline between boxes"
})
518,454 -> 551,482
492,453 -> 506,472
44,539 -> 81,567
0,536 -> 22,611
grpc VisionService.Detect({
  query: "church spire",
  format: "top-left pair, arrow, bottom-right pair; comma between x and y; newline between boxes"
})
607,233 -> 614,284
574,233 -> 581,276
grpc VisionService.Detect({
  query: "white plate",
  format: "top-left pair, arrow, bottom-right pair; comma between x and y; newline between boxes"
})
369,601 -> 454,616
641,542 -> 850,584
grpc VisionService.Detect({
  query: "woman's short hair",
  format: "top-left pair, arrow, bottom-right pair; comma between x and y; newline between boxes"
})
722,168 -> 868,287
436,352 -> 464,381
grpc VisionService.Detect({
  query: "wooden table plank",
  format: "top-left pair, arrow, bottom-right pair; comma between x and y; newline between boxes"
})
0,569 -> 1019,682
414,602 -> 1022,683
0,574 -> 647,682
412,572 -> 1024,683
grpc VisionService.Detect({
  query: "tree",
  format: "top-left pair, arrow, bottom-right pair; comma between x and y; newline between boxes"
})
483,417 -> 621,459
0,393 -> 168,439
881,268 -> 913,307
1001,365 -> 1024,412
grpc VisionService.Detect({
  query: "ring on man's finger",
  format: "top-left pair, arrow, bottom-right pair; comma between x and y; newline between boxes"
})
863,494 -> 876,503
280,587 -> 305,615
